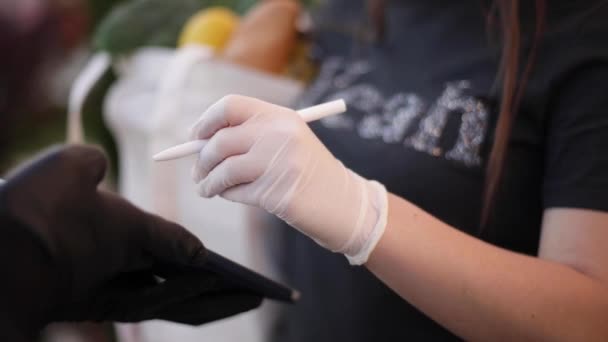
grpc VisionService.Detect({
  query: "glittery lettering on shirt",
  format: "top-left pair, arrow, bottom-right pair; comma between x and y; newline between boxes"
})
444,97 -> 489,166
406,81 -> 473,157
359,93 -> 424,143
301,58 -> 490,168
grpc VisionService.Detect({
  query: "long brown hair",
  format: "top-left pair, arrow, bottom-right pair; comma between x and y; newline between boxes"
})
368,0 -> 546,226
483,0 -> 546,226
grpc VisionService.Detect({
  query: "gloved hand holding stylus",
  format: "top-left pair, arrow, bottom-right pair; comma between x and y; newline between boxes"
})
191,95 -> 388,265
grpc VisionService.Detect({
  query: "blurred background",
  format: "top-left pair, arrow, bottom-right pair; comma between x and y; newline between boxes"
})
0,0 -> 317,175
1,0 -> 119,173
0,0 -> 319,341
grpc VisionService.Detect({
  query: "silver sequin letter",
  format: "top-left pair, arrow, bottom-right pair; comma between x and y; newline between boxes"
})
406,81 -> 488,165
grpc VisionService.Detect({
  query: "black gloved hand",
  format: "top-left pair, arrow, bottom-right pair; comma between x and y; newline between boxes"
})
0,145 -> 262,341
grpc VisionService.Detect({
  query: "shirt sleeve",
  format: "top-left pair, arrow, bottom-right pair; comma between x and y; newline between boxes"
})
543,64 -> 608,211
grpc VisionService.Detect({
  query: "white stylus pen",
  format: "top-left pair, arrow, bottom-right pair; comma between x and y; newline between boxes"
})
152,99 -> 347,162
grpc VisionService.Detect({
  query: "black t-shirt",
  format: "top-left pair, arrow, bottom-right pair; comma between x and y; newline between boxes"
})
271,1 -> 608,341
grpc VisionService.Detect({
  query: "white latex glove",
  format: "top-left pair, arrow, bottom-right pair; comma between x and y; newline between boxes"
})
190,95 -> 388,265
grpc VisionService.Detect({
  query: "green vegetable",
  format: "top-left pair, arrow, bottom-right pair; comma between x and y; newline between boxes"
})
94,0 -> 197,55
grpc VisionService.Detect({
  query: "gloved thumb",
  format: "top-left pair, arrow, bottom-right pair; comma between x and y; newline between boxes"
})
5,144 -> 108,191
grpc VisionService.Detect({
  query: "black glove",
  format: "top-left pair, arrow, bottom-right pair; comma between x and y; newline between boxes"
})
0,145 -> 262,341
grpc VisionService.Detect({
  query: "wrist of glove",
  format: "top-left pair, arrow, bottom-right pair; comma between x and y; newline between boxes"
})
191,95 -> 388,265
0,145 -> 262,338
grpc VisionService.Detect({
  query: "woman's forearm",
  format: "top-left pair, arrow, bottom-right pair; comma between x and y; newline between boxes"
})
366,194 -> 608,341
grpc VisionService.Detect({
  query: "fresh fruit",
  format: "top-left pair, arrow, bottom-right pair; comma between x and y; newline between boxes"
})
222,0 -> 300,74
178,7 -> 239,50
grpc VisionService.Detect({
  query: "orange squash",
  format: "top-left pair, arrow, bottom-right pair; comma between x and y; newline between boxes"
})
222,0 -> 300,74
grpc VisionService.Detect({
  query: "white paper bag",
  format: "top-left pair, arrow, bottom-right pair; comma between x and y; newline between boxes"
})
102,46 -> 303,342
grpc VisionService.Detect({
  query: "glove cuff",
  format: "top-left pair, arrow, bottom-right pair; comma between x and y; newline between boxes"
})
342,180 -> 388,265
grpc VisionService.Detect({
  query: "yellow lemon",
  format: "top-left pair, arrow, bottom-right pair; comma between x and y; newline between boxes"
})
178,7 -> 239,51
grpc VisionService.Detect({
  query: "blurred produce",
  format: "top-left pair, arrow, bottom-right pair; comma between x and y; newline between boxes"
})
178,7 -> 239,50
93,0 -> 256,56
93,0 -> 319,80
223,0 -> 300,74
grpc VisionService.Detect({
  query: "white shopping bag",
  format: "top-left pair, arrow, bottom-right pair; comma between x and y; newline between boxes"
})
101,46 -> 303,342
